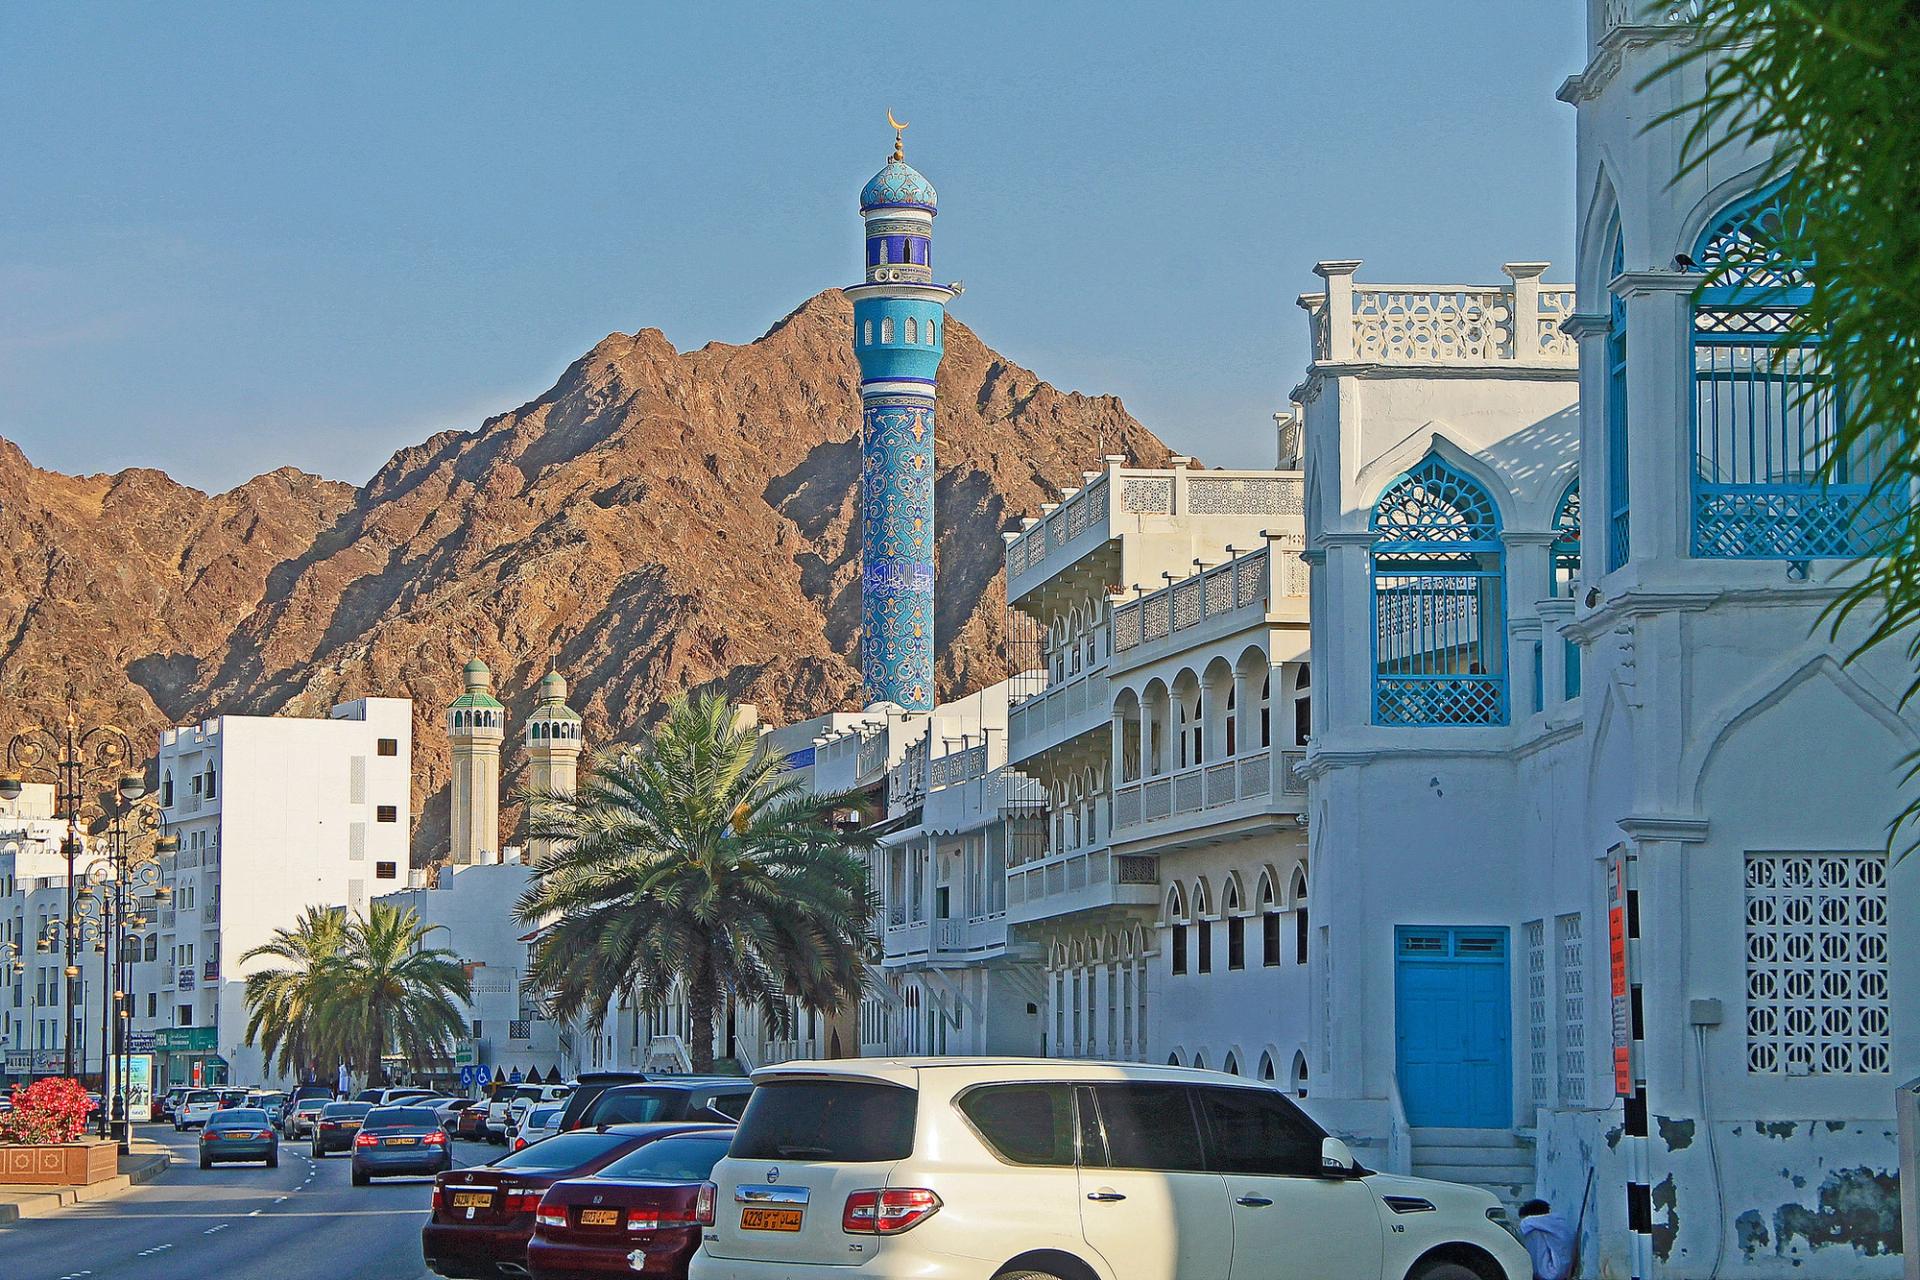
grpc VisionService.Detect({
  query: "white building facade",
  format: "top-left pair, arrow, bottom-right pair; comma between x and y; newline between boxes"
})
137,697 -> 413,1088
1287,6 -> 1917,1275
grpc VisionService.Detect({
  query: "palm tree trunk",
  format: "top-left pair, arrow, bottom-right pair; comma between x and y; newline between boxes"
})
688,953 -> 717,1074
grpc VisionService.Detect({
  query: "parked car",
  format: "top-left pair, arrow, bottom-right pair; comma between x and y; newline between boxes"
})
423,1122 -> 729,1280
311,1100 -> 375,1156
435,1097 -> 480,1130
529,1128 -> 733,1280
454,1101 -> 494,1143
509,1103 -> 566,1153
175,1088 -> 221,1130
576,1079 -> 753,1128
160,1086 -> 191,1122
553,1072 -> 650,1133
283,1096 -> 330,1140
488,1083 -> 571,1144
199,1107 -> 280,1169
357,1086 -> 438,1105
351,1105 -> 454,1185
689,1059 -> 1532,1280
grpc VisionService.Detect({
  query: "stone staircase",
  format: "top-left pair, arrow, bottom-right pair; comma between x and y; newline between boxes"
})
1408,1127 -> 1535,1208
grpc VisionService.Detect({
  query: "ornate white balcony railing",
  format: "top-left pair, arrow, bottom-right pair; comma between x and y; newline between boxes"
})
1301,263 -> 1576,367
1008,666 -> 1107,762
1111,538 -> 1307,657
1110,748 -> 1307,836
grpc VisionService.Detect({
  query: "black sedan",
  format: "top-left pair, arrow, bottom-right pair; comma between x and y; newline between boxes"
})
311,1100 -> 374,1156
352,1104 -> 454,1185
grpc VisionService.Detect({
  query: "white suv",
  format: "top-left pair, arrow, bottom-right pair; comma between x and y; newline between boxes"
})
690,1059 -> 1529,1280
174,1088 -> 221,1130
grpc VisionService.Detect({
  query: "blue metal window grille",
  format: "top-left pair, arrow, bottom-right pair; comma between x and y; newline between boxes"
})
1606,232 -> 1630,571
1552,478 -> 1581,597
1691,177 -> 1896,558
1370,454 -> 1507,726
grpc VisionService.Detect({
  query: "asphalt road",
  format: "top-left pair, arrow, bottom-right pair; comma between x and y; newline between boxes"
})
0,1123 -> 499,1280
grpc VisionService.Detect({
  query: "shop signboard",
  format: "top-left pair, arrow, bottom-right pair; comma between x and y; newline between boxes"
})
154,1026 -> 218,1053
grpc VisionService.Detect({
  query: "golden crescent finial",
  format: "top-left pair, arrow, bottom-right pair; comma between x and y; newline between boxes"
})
887,109 -> 907,162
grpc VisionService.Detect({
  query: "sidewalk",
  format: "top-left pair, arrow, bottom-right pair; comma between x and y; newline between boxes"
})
0,1134 -> 172,1224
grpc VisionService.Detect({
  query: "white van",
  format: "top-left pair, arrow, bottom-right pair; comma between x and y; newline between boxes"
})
691,1058 -> 1529,1280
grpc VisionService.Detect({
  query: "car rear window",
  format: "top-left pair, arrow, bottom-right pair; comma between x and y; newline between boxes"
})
365,1106 -> 438,1127
187,1091 -> 216,1104
209,1109 -> 271,1126
732,1080 -> 915,1163
321,1102 -> 373,1118
586,1087 -> 684,1126
599,1135 -> 732,1182
957,1084 -> 1076,1166
492,1131 -> 627,1171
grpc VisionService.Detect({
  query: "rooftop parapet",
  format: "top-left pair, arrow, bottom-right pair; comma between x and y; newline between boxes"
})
1298,261 -> 1576,369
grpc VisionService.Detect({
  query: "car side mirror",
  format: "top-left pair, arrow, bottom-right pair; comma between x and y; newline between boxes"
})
1320,1136 -> 1359,1176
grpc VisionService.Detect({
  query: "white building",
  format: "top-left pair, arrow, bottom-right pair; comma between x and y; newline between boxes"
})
1001,455 -> 1311,1065
0,784 -> 116,1084
137,697 -> 413,1088
1284,6 -> 1917,1274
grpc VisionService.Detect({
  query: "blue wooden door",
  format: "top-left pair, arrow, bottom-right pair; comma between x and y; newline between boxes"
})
1395,927 -> 1511,1128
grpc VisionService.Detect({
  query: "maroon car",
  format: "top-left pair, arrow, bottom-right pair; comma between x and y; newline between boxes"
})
528,1130 -> 731,1279
423,1123 -> 730,1280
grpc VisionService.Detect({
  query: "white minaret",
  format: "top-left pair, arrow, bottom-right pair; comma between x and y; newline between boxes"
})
523,671 -> 583,862
446,657 -> 504,865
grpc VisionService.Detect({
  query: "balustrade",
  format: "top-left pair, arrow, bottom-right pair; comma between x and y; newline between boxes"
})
1110,749 -> 1302,833
1303,263 -> 1576,367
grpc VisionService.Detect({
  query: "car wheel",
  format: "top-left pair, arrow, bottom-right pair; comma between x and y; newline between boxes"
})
199,1155 -> 212,1170
995,1272 -> 1069,1280
267,1150 -> 279,1169
1411,1267 -> 1481,1280
351,1169 -> 369,1186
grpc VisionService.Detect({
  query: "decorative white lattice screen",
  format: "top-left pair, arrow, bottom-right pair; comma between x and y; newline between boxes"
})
1745,852 -> 1889,1075
1557,913 -> 1588,1106
1526,920 -> 1550,1110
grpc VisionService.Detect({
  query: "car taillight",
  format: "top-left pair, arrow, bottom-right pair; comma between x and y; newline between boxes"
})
424,1130 -> 447,1145
693,1182 -> 716,1228
627,1205 -> 695,1231
535,1204 -> 568,1229
512,1137 -> 527,1151
257,1131 -> 275,1140
319,1120 -> 336,1130
842,1188 -> 942,1235
505,1190 -> 543,1214
354,1132 -> 378,1147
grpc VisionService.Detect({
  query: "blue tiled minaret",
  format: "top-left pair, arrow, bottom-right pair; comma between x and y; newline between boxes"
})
849,117 -> 955,711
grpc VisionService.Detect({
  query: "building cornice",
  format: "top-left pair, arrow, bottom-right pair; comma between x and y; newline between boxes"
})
1612,270 -> 1699,297
1306,361 -> 1579,383
1561,312 -> 1609,338
1568,581 -> 1850,642
1617,814 -> 1710,844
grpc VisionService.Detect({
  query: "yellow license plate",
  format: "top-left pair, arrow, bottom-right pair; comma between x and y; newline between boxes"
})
452,1191 -> 491,1208
387,1136 -> 418,1145
578,1208 -> 620,1227
740,1206 -> 803,1232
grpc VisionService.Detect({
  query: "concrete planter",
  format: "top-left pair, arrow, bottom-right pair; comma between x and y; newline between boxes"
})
0,1138 -> 118,1185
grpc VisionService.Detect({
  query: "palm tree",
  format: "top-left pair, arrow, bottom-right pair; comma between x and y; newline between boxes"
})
312,901 -> 472,1086
240,906 -> 349,1083
516,692 -> 874,1073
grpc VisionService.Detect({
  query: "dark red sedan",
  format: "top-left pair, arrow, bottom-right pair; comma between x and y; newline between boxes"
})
528,1130 -> 732,1279
423,1123 -> 731,1280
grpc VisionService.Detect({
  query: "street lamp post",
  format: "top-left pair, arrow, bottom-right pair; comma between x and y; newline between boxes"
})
0,718 -> 142,1082
81,809 -> 170,1147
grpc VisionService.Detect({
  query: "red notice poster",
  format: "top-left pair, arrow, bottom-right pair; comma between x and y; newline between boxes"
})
1608,844 -> 1632,1096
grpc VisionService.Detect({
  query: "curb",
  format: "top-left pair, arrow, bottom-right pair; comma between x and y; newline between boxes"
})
0,1149 -> 170,1224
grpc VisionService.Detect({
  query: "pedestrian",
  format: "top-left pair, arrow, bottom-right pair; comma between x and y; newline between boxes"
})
1518,1198 -> 1576,1280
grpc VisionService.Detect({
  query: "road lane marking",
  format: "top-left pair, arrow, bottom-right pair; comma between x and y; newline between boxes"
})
204,1223 -> 229,1234
136,1244 -> 174,1257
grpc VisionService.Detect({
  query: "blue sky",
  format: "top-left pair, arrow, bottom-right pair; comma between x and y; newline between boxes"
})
0,2 -> 1582,492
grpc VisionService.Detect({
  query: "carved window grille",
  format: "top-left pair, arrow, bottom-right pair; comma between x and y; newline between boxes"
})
1691,177 -> 1897,559
1526,919 -> 1549,1110
1745,852 -> 1889,1075
1370,454 -> 1506,725
1552,478 -> 1581,597
1556,913 -> 1587,1107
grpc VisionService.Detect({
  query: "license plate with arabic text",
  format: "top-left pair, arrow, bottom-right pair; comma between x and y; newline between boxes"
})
740,1206 -> 803,1232
578,1208 -> 620,1227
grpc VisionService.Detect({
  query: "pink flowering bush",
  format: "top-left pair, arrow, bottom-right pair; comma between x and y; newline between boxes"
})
0,1076 -> 92,1144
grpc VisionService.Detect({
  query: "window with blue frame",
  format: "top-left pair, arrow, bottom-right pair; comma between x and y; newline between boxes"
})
1606,230 -> 1630,571
1690,176 -> 1893,558
1552,477 -> 1580,596
1370,454 -> 1507,726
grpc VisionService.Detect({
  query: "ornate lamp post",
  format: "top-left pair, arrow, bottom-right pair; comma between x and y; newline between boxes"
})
0,718 -> 141,1081
85,803 -> 170,1148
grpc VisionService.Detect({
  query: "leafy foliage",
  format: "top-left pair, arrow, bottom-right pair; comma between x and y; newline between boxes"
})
517,692 -> 873,1073
1659,3 -> 1920,849
311,901 -> 473,1086
240,906 -> 350,1080
0,1076 -> 93,1145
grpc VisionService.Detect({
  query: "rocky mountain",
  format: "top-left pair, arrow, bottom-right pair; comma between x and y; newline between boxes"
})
0,290 -> 1172,859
